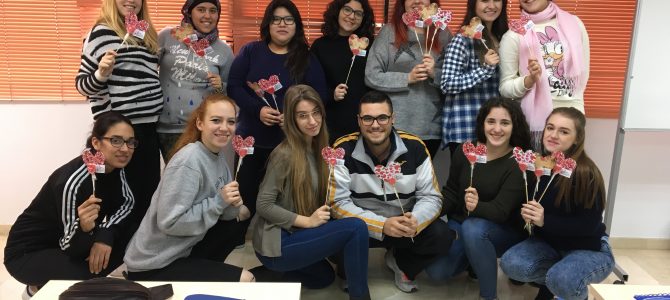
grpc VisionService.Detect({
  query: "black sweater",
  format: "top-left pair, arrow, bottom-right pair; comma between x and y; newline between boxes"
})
442,147 -> 525,230
311,35 -> 372,142
531,174 -> 607,251
4,157 -> 136,262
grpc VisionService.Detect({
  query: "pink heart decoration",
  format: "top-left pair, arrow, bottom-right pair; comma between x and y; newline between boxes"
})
374,162 -> 402,186
321,147 -> 345,167
551,151 -> 566,173
349,34 -> 370,56
232,135 -> 255,158
462,142 -> 477,164
474,144 -> 487,156
512,147 -> 536,172
508,14 -> 531,35
559,158 -> 577,174
82,149 -> 105,175
402,10 -> 421,28
258,75 -> 281,95
125,13 -> 149,37
190,39 -> 211,57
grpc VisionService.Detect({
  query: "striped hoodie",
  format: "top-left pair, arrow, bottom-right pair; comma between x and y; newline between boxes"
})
4,156 -> 135,262
331,129 -> 442,240
76,24 -> 163,124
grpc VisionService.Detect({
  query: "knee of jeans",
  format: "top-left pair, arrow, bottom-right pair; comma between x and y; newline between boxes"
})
346,218 -> 369,239
424,256 -> 457,281
546,267 -> 585,300
499,252 -> 529,282
460,218 -> 489,241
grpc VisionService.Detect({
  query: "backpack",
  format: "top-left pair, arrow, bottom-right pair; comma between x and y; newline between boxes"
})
59,277 -> 173,300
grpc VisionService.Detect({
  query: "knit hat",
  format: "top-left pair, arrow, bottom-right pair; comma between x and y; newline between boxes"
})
185,0 -> 220,14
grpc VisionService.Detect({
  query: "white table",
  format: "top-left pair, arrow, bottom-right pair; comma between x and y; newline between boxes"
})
32,280 -> 301,300
589,284 -> 670,300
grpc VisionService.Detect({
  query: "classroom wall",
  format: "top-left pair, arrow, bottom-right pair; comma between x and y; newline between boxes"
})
1,102 -> 669,239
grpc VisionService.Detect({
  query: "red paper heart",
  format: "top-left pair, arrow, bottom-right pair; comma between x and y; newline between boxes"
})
232,135 -> 255,157
258,75 -> 281,95
321,147 -> 346,166
190,39 -> 211,57
401,10 -> 420,28
374,162 -> 402,186
513,147 -> 536,173
462,142 -> 477,164
508,14 -> 531,35
82,149 -> 105,175
125,13 -> 148,36
474,144 -> 487,156
551,152 -> 566,173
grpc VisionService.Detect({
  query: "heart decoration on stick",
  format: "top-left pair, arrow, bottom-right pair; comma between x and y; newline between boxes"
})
116,13 -> 149,51
508,14 -> 535,59
321,147 -> 346,206
82,149 -> 105,195
420,3 -> 439,52
402,9 -> 424,55
345,34 -> 370,86
232,135 -> 255,181
462,142 -> 487,216
513,147 -> 537,234
375,162 -> 413,242
257,75 -> 282,109
427,8 -> 452,54
460,17 -> 489,49
537,152 -> 576,203
246,81 -> 272,107
171,23 -> 197,45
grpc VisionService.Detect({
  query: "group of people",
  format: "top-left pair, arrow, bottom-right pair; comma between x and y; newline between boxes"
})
3,0 -> 615,300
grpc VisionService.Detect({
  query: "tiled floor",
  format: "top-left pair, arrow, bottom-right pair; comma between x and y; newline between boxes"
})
1,235 -> 668,300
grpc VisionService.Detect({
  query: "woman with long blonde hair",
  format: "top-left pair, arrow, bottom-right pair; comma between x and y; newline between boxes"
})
252,85 -> 371,300
124,94 -> 255,282
76,0 -> 164,225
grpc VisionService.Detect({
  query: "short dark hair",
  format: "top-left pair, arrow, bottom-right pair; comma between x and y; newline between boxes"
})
321,0 -> 376,38
86,111 -> 134,151
359,90 -> 393,114
475,97 -> 531,149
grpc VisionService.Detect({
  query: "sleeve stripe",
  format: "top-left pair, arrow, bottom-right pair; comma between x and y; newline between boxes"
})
102,169 -> 135,228
59,165 -> 88,250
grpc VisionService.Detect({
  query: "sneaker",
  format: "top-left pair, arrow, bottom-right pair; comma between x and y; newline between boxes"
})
22,285 -> 37,300
384,249 -> 418,293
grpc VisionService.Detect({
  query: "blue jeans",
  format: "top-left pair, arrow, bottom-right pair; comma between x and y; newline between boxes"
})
256,218 -> 369,298
500,236 -> 615,300
425,218 -> 525,300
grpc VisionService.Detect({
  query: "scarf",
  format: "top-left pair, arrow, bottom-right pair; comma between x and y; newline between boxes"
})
518,2 -> 585,132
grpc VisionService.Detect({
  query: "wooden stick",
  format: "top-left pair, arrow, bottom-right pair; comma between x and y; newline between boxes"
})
414,30 -> 424,55
234,158 -> 243,181
344,56 -> 355,86
537,173 -> 557,204
324,167 -> 333,206
393,186 -> 414,243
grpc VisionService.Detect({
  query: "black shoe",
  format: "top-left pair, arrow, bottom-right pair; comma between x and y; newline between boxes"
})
467,265 -> 478,281
509,278 -> 525,286
535,284 -> 554,300
249,265 -> 284,282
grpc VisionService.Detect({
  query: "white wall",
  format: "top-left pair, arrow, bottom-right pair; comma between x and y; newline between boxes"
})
1,103 -> 669,239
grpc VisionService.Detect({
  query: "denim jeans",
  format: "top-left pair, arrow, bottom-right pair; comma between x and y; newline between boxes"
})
256,218 -> 369,299
500,236 -> 615,300
425,217 -> 525,300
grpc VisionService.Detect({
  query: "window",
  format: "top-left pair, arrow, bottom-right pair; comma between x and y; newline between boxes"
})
0,0 -> 636,119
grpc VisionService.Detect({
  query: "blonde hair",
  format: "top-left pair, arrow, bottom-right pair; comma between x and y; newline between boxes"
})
273,85 -> 330,216
95,0 -> 159,54
169,94 -> 238,160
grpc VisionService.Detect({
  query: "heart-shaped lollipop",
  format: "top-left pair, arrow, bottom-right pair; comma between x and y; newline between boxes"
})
125,13 -> 149,39
508,14 -> 532,35
82,149 -> 105,174
374,162 -> 401,186
348,34 -> 370,56
512,147 -> 536,172
462,142 -> 477,164
321,147 -> 345,167
232,135 -> 255,158
258,75 -> 282,95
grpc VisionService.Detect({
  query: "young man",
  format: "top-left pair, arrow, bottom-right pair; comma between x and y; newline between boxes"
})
331,90 -> 456,293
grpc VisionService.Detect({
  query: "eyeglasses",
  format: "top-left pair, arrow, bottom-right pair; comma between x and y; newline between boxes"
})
359,114 -> 391,126
272,16 -> 295,25
102,136 -> 139,149
341,6 -> 364,19
297,109 -> 323,121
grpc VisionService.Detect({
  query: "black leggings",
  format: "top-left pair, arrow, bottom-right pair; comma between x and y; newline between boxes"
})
5,247 -> 125,286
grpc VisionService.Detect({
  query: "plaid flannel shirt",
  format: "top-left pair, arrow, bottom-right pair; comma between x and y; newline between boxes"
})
440,34 -> 500,145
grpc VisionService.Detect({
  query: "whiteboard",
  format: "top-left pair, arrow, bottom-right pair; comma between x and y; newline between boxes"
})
621,0 -> 670,130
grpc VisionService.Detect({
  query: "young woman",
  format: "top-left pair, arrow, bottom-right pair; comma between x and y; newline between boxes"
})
425,98 -> 531,300
365,0 -> 450,157
156,0 -> 235,161
76,0 -> 163,223
124,94 -> 254,282
4,112 -> 137,298
227,0 -> 328,245
441,0 -> 508,155
252,85 -> 370,300
500,107 -> 614,300
311,0 -> 376,142
499,0 -> 590,150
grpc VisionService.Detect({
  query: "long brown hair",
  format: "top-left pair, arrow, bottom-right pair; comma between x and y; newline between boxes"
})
543,107 -> 606,211
169,94 -> 238,160
273,85 -> 330,216
391,0 -> 442,53
96,0 -> 159,54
